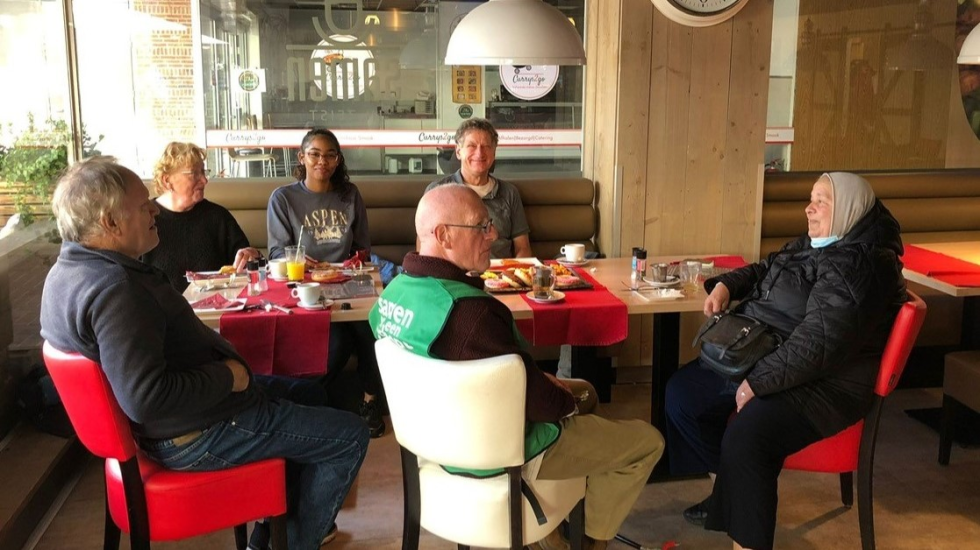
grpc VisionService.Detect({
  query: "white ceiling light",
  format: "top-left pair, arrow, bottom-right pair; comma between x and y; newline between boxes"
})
445,0 -> 586,66
959,24 -> 980,65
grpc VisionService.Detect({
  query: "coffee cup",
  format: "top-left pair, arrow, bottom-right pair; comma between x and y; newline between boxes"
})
291,282 -> 323,307
560,243 -> 586,263
650,262 -> 670,283
268,258 -> 288,280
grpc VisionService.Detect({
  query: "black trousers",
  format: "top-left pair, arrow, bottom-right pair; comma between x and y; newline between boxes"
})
323,320 -> 382,397
666,359 -> 822,549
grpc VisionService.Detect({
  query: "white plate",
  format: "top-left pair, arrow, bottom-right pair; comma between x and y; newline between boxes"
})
557,258 -> 589,267
187,271 -> 247,288
298,299 -> 334,310
642,275 -> 680,288
525,290 -> 566,304
192,298 -> 247,313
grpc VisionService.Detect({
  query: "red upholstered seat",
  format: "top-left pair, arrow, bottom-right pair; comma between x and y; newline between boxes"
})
43,342 -> 289,549
781,291 -> 927,550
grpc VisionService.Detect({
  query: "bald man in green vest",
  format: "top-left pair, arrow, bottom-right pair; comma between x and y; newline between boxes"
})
370,185 -> 664,550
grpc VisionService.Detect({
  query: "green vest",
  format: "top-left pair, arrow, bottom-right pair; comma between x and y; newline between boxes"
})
369,274 -> 560,476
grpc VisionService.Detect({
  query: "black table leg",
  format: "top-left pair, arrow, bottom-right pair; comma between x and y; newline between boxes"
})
650,312 -> 681,481
570,346 -> 612,403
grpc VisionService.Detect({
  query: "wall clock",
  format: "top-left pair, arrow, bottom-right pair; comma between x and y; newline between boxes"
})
651,0 -> 749,28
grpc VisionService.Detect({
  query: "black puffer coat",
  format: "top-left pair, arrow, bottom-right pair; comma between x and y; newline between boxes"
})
706,200 -> 907,437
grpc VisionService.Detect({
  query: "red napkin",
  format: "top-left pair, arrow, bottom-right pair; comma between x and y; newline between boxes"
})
902,245 -> 980,287
218,280 -> 332,376
516,266 -> 628,347
189,294 -> 235,310
705,255 -> 749,269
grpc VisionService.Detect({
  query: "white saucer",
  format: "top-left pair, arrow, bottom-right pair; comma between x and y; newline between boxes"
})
642,275 -> 680,288
557,258 -> 589,267
298,299 -> 334,310
525,290 -> 566,304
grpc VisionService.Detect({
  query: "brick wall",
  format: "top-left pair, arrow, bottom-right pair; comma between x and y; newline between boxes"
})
133,0 -> 197,144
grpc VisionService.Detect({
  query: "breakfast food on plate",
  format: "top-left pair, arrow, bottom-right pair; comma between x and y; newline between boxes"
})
556,275 -> 580,288
499,269 -> 525,289
218,265 -> 237,275
483,278 -> 512,291
311,268 -> 339,282
513,267 -> 534,287
480,271 -> 499,280
551,264 -> 573,277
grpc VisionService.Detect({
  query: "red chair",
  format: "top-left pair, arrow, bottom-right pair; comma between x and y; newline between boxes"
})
781,291 -> 927,550
42,342 -> 289,550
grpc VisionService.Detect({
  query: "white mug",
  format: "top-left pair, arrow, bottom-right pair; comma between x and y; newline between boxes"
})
290,282 -> 323,306
560,243 -> 586,263
268,258 -> 288,280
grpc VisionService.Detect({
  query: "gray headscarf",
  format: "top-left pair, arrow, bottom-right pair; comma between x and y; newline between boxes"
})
823,172 -> 876,238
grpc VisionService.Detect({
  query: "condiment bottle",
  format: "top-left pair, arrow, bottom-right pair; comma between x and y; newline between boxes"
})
631,249 -> 647,290
257,258 -> 269,292
247,260 -> 261,296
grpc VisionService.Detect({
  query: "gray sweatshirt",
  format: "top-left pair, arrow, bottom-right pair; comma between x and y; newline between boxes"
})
267,181 -> 371,262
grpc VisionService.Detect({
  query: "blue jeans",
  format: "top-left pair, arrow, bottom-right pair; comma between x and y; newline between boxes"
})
142,377 -> 369,550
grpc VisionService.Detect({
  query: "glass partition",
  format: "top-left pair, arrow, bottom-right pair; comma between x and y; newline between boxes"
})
64,0 -> 586,179
767,0 -> 958,172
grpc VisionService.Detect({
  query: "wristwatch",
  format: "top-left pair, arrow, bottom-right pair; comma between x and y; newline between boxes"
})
651,0 -> 749,27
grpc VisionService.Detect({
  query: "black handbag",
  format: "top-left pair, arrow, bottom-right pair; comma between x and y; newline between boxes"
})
693,310 -> 782,381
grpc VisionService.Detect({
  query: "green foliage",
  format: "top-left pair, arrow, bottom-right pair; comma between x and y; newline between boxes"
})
0,114 -> 102,225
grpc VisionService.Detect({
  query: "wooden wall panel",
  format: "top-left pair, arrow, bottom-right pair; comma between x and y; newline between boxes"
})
586,0 -> 774,368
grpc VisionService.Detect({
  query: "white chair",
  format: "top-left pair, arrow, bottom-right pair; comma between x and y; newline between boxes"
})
375,338 -> 586,550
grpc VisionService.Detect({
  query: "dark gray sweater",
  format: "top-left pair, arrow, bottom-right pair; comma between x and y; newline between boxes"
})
40,242 -> 261,440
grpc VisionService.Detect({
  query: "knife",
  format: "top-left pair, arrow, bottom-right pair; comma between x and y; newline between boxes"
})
261,300 -> 294,315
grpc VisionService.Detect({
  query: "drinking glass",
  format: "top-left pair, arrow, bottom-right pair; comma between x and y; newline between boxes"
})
682,260 -> 702,295
532,266 -> 556,299
285,245 -> 306,282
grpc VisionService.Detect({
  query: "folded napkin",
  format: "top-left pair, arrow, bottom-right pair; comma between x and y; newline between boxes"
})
189,294 -> 235,310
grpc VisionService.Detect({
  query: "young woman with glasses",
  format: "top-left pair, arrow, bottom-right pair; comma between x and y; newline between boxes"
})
267,128 -> 386,438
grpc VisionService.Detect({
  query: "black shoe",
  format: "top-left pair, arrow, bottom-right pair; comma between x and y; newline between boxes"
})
683,496 -> 711,526
248,521 -> 270,550
359,399 -> 386,438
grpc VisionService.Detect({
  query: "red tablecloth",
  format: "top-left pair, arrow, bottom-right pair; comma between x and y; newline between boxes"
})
705,255 -> 749,269
902,245 -> 980,287
218,280 -> 331,376
516,266 -> 628,347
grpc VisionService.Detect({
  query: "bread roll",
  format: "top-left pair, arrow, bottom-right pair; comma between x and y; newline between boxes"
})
514,268 -> 534,287
500,269 -> 524,288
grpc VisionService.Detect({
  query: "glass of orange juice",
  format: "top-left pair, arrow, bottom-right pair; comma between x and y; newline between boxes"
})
285,245 -> 306,282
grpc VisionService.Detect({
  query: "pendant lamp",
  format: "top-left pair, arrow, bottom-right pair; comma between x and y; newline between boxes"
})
444,0 -> 586,66
960,24 -> 980,65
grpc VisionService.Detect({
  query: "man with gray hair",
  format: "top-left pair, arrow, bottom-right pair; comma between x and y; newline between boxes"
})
425,118 -> 532,258
40,156 -> 367,550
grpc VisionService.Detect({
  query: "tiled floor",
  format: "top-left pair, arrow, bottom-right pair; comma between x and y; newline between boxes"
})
28,384 -> 980,550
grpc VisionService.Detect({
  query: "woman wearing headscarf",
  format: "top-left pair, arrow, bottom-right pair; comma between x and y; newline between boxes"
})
665,172 -> 907,550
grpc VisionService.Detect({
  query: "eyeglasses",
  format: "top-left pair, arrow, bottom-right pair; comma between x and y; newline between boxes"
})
305,151 -> 340,162
443,219 -> 495,234
178,168 -> 211,178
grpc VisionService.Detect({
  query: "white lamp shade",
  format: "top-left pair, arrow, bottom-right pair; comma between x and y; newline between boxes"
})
445,0 -> 586,66
959,24 -> 980,65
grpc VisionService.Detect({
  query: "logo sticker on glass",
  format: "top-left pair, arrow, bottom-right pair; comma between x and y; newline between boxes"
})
500,65 -> 559,101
